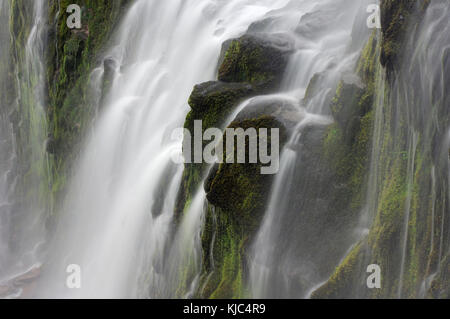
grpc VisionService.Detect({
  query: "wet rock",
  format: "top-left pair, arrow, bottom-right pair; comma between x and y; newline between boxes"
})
234,96 -> 304,131
330,81 -> 365,129
295,10 -> 337,39
303,72 -> 326,103
188,81 -> 254,115
45,134 -> 57,155
247,17 -> 277,33
218,34 -> 293,91
379,0 -> 429,70
205,115 -> 287,230
204,163 -> 219,194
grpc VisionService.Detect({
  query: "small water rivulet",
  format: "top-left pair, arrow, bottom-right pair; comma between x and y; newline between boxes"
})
0,0 -> 13,277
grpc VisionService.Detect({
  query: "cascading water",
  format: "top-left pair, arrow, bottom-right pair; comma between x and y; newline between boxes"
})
37,0 -> 296,298
1,0 -> 448,300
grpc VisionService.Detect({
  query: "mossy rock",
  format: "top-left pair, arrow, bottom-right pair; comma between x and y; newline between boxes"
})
233,96 -> 303,129
379,0 -> 429,70
180,31 -> 293,297
199,115 -> 288,299
218,34 -> 292,91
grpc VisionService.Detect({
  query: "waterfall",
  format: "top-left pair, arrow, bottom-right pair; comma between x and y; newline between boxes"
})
0,0 -> 12,275
0,0 -> 49,298
2,0 -> 448,300
38,0 -> 293,298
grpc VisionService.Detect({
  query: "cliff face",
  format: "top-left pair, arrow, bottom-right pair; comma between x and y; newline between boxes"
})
314,0 -> 449,298
1,0 -> 448,299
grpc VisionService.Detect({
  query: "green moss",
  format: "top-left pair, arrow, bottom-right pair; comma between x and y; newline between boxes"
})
218,34 -> 290,91
207,116 -> 286,225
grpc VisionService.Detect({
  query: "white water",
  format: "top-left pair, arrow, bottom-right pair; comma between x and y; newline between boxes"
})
38,0 -> 296,298
250,114 -> 332,298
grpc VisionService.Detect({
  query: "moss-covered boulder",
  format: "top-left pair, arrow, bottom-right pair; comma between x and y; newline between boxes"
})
205,115 -> 287,229
218,34 -> 292,91
187,81 -> 254,126
198,113 -> 288,299
176,82 -> 257,219
177,33 -> 294,221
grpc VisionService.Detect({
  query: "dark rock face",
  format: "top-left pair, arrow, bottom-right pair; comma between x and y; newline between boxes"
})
202,96 -> 301,230
255,122 -> 352,298
218,34 -> 293,91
